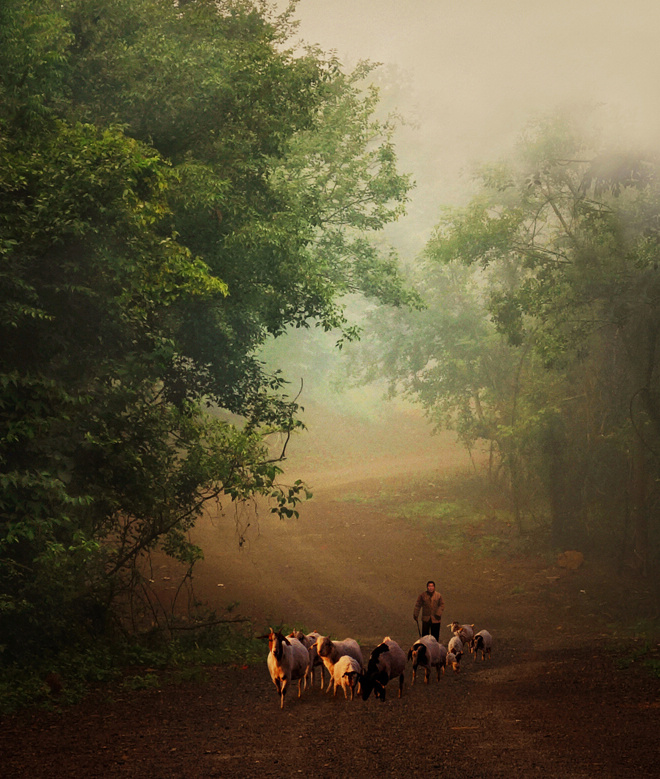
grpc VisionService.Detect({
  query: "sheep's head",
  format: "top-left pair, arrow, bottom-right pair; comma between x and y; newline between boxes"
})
267,628 -> 290,661
361,668 -> 389,701
316,636 -> 333,658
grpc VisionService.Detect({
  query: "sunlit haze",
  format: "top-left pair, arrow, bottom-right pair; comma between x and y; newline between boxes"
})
282,0 -> 660,240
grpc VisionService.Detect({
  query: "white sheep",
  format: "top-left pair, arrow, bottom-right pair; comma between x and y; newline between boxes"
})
332,654 -> 362,700
473,629 -> 492,661
288,629 -> 326,689
315,635 -> 364,693
264,628 -> 310,709
361,637 -> 407,701
407,634 -> 447,684
447,635 -> 464,671
448,621 -> 475,651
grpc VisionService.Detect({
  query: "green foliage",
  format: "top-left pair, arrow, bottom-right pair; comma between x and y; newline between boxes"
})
610,636 -> 660,679
390,493 -> 515,556
120,672 -> 160,691
0,616 -> 267,714
269,479 -> 312,519
352,107 -> 660,574
268,62 -> 419,325
0,0 -> 415,659
439,112 -> 660,560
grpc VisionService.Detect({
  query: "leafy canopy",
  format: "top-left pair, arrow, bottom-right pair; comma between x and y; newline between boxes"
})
0,0 -> 414,655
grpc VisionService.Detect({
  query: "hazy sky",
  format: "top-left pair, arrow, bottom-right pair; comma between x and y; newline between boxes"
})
284,0 -> 660,241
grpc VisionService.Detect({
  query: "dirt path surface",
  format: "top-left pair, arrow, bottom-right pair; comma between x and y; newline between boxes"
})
2,404 -> 659,777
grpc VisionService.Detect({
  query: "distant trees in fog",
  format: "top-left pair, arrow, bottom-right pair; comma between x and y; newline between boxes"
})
353,109 -> 660,581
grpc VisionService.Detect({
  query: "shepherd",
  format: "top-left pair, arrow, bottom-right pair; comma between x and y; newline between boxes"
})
413,580 -> 445,641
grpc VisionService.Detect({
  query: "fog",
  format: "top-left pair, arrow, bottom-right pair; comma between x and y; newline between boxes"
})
264,0 -> 660,417
285,0 -> 660,245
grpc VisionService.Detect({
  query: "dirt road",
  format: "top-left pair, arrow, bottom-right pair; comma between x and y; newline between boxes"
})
1,403 -> 659,777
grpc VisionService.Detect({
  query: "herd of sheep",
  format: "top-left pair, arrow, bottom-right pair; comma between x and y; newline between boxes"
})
262,621 -> 493,709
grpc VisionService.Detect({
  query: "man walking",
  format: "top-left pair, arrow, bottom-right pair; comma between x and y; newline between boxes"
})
413,580 -> 444,641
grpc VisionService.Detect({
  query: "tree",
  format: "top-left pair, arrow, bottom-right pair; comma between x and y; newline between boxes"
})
354,109 -> 660,580
346,247 -> 556,533
0,0 -> 414,655
435,112 -> 660,569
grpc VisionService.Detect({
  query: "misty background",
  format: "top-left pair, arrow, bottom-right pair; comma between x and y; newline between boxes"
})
264,0 -> 660,435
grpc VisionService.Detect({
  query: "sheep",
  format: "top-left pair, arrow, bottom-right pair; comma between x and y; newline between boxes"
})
264,628 -> 310,709
288,629 -> 326,689
315,635 -> 364,693
407,634 -> 447,684
332,654 -> 362,700
446,651 -> 461,673
448,621 -> 475,651
303,630 -> 326,688
473,629 -> 492,661
361,637 -> 407,701
447,635 -> 464,671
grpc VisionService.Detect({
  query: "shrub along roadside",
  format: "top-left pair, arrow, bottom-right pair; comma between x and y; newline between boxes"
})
0,616 -> 269,715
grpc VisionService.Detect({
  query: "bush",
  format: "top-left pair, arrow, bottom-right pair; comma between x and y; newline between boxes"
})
0,615 -> 266,715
